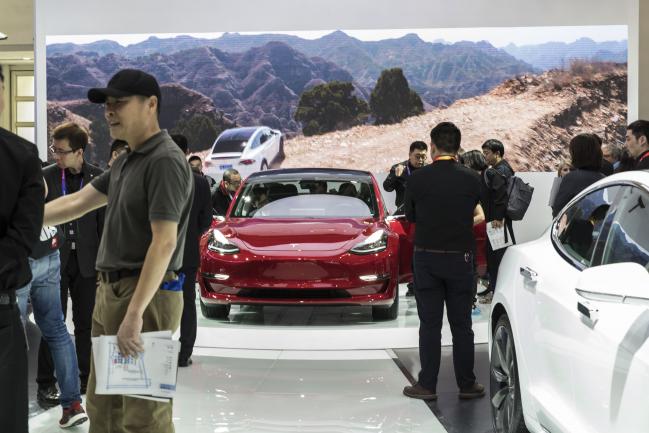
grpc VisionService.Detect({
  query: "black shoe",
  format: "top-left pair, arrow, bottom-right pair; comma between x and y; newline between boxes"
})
459,382 -> 485,399
405,283 -> 415,297
37,385 -> 60,408
178,357 -> 193,367
403,383 -> 437,400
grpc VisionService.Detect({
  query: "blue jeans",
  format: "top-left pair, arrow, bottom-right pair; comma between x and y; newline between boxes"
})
16,251 -> 81,409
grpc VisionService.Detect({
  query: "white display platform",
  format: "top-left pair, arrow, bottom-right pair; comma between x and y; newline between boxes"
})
192,284 -> 490,351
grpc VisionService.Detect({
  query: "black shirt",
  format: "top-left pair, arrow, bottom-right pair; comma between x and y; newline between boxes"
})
405,159 -> 481,252
212,184 -> 233,216
636,150 -> 649,171
551,168 -> 605,217
0,128 -> 44,292
182,172 -> 213,268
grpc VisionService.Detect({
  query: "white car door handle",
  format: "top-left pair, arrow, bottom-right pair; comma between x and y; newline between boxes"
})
519,266 -> 538,281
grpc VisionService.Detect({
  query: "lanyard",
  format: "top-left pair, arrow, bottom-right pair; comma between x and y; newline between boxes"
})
433,155 -> 456,163
640,150 -> 649,163
405,165 -> 411,176
61,169 -> 83,196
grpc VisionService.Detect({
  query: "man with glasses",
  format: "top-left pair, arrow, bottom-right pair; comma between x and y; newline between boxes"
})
39,122 -> 104,403
383,141 -> 428,296
212,168 -> 242,216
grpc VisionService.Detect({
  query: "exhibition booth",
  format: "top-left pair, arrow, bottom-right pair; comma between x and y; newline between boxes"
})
14,0 -> 647,431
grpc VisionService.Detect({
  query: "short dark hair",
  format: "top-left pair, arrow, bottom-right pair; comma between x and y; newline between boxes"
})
52,122 -> 89,152
569,133 -> 603,170
627,120 -> 649,143
188,155 -> 202,164
223,168 -> 240,182
430,122 -> 461,154
409,141 -> 428,153
481,139 -> 505,157
460,150 -> 488,172
171,134 -> 188,153
110,139 -> 129,154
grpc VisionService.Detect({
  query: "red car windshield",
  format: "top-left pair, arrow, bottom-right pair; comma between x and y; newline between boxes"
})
230,179 -> 378,218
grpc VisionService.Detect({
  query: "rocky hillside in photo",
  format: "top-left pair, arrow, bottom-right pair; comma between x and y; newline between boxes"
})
47,42 -> 353,135
48,31 -> 537,112
280,63 -> 627,172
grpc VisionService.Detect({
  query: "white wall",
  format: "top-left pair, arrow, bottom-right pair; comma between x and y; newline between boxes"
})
34,0 -> 638,159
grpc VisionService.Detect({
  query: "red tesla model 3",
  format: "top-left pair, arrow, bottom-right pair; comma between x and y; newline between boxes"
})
198,168 -> 488,321
198,168 -> 414,321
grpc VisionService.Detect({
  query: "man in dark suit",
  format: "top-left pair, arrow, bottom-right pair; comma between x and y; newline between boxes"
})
626,120 -> 649,170
172,134 -> 213,367
212,168 -> 241,216
0,68 -> 45,433
39,122 -> 104,399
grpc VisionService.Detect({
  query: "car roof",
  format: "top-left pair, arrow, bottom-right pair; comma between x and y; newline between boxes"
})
246,168 -> 373,182
217,127 -> 262,141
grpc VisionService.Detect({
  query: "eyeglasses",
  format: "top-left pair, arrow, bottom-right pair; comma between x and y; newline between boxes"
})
49,145 -> 75,155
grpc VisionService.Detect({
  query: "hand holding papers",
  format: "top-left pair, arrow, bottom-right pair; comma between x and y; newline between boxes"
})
92,330 -> 180,400
486,222 -> 514,251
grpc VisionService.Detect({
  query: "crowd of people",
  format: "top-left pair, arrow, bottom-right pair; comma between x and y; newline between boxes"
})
1,65 -> 649,432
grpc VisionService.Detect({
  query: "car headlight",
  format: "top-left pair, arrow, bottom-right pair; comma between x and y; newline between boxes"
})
208,229 -> 240,254
350,230 -> 388,254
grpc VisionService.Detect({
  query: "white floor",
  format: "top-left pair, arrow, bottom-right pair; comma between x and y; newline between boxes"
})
30,283 -> 492,432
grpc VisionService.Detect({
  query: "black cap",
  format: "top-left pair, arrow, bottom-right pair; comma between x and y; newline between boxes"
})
87,69 -> 161,105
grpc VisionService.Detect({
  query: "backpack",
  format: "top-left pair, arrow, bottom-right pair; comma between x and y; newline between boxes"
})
484,170 -> 534,221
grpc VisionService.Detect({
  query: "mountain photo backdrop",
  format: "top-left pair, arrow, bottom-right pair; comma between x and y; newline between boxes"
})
46,26 -> 627,171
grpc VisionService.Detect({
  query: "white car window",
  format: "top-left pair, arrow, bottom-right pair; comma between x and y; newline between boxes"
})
600,186 -> 649,272
250,132 -> 263,149
554,186 -> 621,267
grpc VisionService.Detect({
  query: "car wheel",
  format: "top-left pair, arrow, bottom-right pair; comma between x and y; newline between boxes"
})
372,291 -> 399,321
200,299 -> 231,320
261,160 -> 269,171
490,315 -> 528,433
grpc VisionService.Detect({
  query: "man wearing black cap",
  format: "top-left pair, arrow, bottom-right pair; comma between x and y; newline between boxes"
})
43,69 -> 193,433
402,122 -> 485,402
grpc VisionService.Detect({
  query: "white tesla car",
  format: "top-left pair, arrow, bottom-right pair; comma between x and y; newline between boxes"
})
204,126 -> 284,180
489,170 -> 649,433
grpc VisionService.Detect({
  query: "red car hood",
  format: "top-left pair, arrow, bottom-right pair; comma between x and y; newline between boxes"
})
227,218 -> 375,252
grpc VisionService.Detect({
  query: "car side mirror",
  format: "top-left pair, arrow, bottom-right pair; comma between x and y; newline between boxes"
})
575,262 -> 649,306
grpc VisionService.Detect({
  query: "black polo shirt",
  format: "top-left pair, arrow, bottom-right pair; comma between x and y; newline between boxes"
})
405,159 -> 481,252
91,130 -> 193,272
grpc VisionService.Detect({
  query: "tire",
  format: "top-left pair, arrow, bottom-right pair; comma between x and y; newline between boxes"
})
260,160 -> 269,171
200,299 -> 231,320
372,291 -> 399,321
490,315 -> 529,433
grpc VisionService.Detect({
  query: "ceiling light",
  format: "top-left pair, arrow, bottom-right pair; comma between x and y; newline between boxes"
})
0,32 -> 8,40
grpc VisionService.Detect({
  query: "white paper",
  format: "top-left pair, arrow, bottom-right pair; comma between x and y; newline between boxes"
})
92,331 -> 180,399
486,223 -> 514,251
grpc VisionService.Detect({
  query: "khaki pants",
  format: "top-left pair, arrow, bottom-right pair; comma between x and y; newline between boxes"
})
87,274 -> 183,433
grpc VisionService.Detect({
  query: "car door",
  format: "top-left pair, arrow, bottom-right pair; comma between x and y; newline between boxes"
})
257,129 -> 273,164
518,185 -> 622,432
569,185 -> 649,433
245,130 -> 263,169
385,208 -> 414,283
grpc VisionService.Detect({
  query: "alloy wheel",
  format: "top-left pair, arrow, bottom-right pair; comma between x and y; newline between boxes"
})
491,323 -> 517,432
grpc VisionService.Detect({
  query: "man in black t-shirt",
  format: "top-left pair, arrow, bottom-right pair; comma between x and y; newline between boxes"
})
403,122 -> 485,401
626,120 -> 649,170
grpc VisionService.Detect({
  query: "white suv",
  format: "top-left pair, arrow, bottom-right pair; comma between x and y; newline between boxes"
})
204,126 -> 284,181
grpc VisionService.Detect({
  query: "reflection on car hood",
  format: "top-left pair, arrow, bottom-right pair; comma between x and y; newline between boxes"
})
228,218 -> 375,252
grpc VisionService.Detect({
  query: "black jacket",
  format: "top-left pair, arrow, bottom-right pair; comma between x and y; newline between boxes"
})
552,168 -> 605,217
484,159 -> 514,222
636,150 -> 649,170
0,128 -> 44,292
182,173 -> 213,268
383,160 -> 420,209
405,160 -> 481,252
43,162 -> 104,277
212,183 -> 233,216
